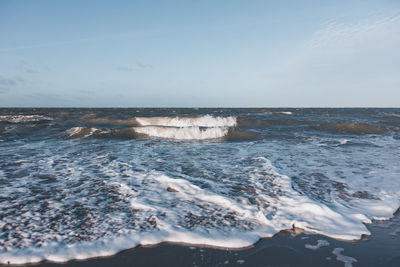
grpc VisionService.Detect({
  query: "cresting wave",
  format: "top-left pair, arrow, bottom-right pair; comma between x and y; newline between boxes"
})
65,115 -> 241,140
64,126 -> 257,141
132,126 -> 229,140
135,115 -> 237,127
133,115 -> 237,140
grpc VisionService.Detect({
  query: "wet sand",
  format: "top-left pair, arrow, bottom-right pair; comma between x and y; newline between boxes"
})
3,214 -> 399,267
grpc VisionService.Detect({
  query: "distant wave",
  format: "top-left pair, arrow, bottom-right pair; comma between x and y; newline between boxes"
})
0,115 -> 53,123
249,111 -> 293,116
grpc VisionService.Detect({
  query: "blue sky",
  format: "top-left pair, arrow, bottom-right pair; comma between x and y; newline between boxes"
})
0,0 -> 399,107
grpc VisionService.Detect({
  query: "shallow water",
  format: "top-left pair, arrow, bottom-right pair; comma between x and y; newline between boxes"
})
0,108 -> 399,264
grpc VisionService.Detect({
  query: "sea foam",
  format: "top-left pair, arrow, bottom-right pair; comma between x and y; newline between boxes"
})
0,156 -> 383,265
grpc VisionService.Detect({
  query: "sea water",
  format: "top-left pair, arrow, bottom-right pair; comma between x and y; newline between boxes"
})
0,108 -> 399,264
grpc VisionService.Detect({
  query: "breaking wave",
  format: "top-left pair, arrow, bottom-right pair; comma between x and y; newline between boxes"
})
64,116 -> 248,140
133,126 -> 229,140
135,115 -> 237,127
134,115 -> 238,140
64,126 -> 257,141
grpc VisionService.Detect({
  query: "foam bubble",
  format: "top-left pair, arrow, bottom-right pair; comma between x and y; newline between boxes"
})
332,248 -> 357,267
305,239 -> 330,250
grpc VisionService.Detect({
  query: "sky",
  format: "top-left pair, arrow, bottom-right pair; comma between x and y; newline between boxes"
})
0,0 -> 399,107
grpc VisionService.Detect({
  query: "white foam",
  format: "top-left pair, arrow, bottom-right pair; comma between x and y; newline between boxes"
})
332,248 -> 357,267
305,239 -> 330,250
0,138 -> 399,266
339,139 -> 350,145
64,127 -> 109,138
133,126 -> 229,140
0,115 -> 52,123
0,157 -> 372,265
135,115 -> 237,127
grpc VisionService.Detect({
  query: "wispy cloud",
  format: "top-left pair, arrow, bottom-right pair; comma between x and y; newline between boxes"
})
116,62 -> 153,72
0,75 -> 25,93
17,60 -> 36,74
0,29 -> 168,53
263,11 -> 400,106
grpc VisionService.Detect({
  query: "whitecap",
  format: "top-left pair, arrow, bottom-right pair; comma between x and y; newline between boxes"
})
135,115 -> 237,127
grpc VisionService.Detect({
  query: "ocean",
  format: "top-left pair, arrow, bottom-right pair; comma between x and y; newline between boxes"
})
0,108 -> 399,265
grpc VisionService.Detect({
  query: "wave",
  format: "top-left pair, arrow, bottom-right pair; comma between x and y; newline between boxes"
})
0,115 -> 53,123
63,126 -> 258,141
132,126 -> 229,140
135,115 -> 237,127
65,115 -> 240,140
248,110 -> 293,115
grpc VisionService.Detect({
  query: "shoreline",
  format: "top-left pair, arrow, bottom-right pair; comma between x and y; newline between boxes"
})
3,213 -> 399,267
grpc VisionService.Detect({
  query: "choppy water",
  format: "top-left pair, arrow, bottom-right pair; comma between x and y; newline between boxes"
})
0,108 -> 399,264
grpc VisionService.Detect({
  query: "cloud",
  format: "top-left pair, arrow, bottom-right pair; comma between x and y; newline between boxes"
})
0,75 -> 25,93
263,11 -> 400,106
17,60 -> 36,74
116,62 -> 153,72
78,89 -> 95,94
136,62 -> 153,69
